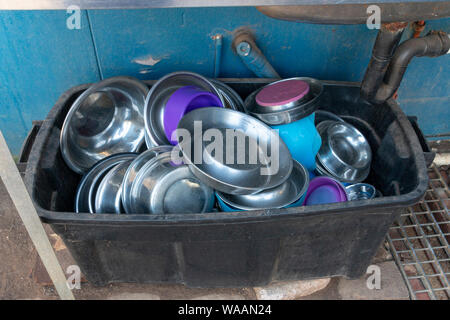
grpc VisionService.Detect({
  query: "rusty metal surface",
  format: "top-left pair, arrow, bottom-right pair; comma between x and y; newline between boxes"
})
1,1 -> 448,10
387,164 -> 450,300
257,3 -> 450,24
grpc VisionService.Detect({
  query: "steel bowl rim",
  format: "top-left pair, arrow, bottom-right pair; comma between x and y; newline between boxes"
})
345,183 -> 376,201
60,76 -> 148,174
150,165 -> 214,214
177,107 -> 293,195
128,152 -> 172,214
217,160 -> 309,210
316,120 -> 371,182
121,145 -> 173,214
94,160 -> 132,214
74,152 -> 138,213
143,71 -> 225,148
243,77 -> 323,125
129,151 -> 213,214
209,79 -> 245,111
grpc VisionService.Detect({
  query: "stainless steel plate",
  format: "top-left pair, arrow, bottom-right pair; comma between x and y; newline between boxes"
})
177,107 -> 293,195
60,76 -> 148,174
94,160 -> 132,214
122,145 -> 173,214
75,153 -> 138,213
217,160 -> 308,210
144,71 -> 225,148
129,152 -> 215,214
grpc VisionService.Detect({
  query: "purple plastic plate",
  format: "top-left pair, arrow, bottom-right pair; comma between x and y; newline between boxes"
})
303,176 -> 348,206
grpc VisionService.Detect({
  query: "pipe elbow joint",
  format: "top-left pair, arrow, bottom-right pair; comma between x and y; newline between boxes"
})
365,31 -> 450,104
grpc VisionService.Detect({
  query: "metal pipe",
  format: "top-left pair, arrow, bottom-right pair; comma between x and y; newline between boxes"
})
232,31 -> 280,78
0,131 -> 75,300
360,22 -> 408,102
373,31 -> 450,104
256,4 -> 450,25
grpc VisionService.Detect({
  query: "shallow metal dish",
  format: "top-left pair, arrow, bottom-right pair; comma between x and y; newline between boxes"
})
244,77 -> 323,125
75,153 -> 138,213
94,160 -> 132,214
144,71 -> 225,148
317,120 -> 371,183
129,152 -> 215,214
60,76 -> 148,174
177,107 -> 293,195
121,145 -> 173,214
210,79 -> 245,112
217,160 -> 308,210
345,183 -> 376,201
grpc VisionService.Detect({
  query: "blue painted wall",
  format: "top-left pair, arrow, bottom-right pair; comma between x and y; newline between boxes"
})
0,8 -> 449,155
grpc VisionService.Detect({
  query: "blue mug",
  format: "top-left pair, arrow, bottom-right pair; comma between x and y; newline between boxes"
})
271,113 -> 322,172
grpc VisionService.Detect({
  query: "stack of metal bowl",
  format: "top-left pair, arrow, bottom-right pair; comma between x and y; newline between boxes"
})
61,72 -> 250,214
61,72 -> 379,213
143,71 -> 245,148
75,153 -> 138,214
216,160 -> 309,211
75,146 -> 215,214
176,107 -> 310,211
127,150 -> 215,214
315,120 -> 372,184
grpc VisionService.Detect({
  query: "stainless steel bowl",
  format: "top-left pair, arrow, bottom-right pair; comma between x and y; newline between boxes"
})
345,183 -> 376,201
317,120 -> 372,183
121,145 -> 173,214
315,157 -> 369,184
217,160 -> 308,210
210,79 -> 245,112
177,107 -> 293,195
75,153 -> 138,213
145,130 -> 157,149
60,76 -> 148,174
129,152 -> 215,214
314,158 -> 333,177
94,160 -> 132,214
243,77 -> 323,125
144,71 -> 225,148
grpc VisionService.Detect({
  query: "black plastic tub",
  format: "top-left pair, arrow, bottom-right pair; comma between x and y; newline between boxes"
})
24,79 -> 429,287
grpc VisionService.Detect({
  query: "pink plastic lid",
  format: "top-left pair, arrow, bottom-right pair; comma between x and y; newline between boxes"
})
255,79 -> 310,107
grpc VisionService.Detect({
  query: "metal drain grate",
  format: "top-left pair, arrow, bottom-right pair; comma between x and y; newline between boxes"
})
387,164 -> 450,300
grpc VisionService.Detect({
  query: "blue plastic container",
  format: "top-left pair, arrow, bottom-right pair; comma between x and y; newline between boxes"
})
271,113 -> 322,172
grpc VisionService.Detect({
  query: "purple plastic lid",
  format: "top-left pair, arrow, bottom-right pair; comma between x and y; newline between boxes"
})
255,79 -> 310,107
164,86 -> 223,145
303,176 -> 348,206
